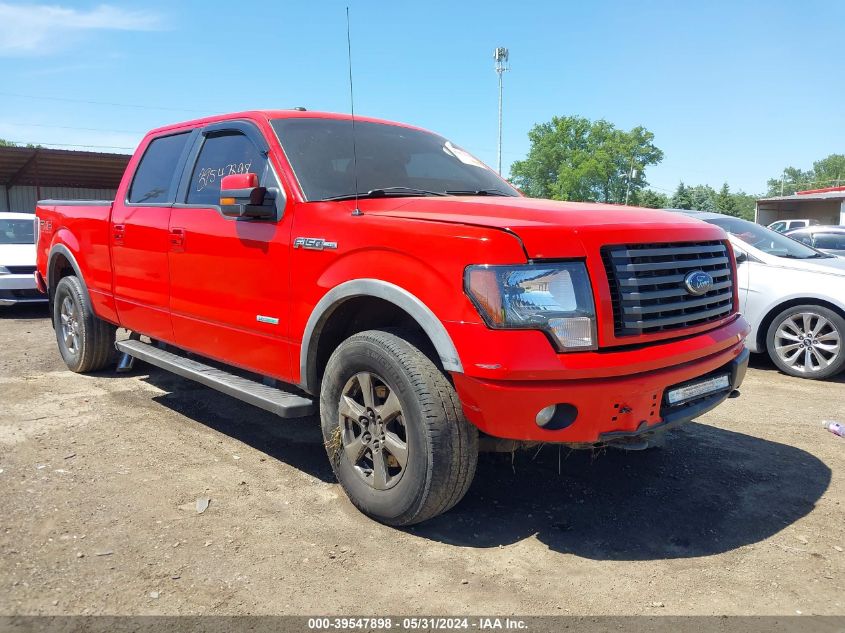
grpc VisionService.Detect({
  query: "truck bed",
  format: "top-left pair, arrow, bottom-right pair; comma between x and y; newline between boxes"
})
35,199 -> 116,322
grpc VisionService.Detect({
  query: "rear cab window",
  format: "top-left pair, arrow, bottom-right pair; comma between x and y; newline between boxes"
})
128,132 -> 192,204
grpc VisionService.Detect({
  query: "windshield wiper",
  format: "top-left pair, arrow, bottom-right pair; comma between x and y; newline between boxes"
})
779,253 -> 831,260
322,187 -> 447,202
445,188 -> 512,196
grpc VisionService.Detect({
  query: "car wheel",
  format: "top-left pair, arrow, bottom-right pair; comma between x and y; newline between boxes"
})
319,329 -> 478,526
53,276 -> 116,373
766,304 -> 845,379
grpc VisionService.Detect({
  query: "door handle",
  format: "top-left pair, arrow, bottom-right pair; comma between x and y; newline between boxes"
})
113,224 -> 125,243
169,228 -> 186,251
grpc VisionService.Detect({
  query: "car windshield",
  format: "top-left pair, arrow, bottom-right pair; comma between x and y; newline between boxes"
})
0,219 -> 35,245
271,117 -> 519,201
704,216 -> 827,259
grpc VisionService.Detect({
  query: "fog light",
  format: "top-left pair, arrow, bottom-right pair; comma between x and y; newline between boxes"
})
536,405 -> 557,427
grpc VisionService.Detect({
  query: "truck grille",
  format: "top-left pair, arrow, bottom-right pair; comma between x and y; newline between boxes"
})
602,241 -> 734,336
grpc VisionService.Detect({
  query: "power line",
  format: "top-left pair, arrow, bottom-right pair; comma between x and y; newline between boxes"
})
2,122 -> 145,135
3,141 -> 135,151
0,91 -> 207,114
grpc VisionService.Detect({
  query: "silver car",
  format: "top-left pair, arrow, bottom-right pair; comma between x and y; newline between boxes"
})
784,226 -> 845,256
675,211 -> 845,379
0,212 -> 47,307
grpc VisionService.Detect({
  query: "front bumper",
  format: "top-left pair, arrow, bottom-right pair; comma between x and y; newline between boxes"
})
0,274 -> 48,306
452,332 -> 749,445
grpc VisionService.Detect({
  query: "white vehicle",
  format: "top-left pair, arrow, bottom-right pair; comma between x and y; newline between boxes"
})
767,218 -> 819,233
677,211 -> 845,379
0,212 -> 46,306
784,226 -> 845,256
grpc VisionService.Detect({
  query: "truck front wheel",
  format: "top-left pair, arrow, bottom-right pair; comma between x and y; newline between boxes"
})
53,276 -> 116,373
319,329 -> 478,526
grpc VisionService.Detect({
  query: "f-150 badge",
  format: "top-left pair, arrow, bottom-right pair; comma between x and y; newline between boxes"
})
293,237 -> 338,250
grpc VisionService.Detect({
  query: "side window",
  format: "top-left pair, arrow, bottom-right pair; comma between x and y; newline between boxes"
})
814,234 -> 845,250
128,132 -> 191,204
186,132 -> 267,206
792,233 -> 813,246
770,221 -> 785,232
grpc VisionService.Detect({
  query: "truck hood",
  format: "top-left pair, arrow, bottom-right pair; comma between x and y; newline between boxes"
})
356,196 -> 726,258
0,243 -> 36,267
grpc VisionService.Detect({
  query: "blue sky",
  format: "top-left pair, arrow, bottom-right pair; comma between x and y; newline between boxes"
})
0,0 -> 842,195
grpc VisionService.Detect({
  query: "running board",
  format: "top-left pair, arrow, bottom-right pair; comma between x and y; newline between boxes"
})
115,339 -> 315,418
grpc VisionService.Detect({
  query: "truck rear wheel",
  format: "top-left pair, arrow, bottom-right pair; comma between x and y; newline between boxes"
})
319,329 -> 478,526
53,276 -> 116,373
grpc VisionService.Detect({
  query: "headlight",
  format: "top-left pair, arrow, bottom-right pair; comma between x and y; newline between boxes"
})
0,266 -> 9,275
464,262 -> 597,351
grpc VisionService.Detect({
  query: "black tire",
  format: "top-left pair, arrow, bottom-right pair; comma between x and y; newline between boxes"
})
53,276 -> 116,373
766,304 -> 845,379
319,329 -> 478,526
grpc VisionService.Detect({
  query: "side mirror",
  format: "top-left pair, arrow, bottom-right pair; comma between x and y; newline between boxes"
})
735,251 -> 747,264
219,173 -> 276,220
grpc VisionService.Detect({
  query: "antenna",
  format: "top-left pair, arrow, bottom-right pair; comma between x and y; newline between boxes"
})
494,47 -> 509,176
346,7 -> 362,216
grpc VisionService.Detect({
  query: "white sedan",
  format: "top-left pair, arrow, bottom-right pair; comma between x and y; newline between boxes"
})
0,212 -> 47,306
676,211 -> 845,379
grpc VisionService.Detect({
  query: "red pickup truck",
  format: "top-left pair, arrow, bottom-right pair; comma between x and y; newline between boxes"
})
35,110 -> 749,525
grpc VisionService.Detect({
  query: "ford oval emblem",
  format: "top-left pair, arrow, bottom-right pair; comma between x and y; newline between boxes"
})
684,270 -> 714,296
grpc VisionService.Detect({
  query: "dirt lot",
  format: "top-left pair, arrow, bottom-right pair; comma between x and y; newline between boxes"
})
1,304 -> 843,616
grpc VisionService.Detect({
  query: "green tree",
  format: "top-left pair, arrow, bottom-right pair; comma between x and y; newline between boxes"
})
714,183 -> 739,217
730,191 -> 757,221
634,189 -> 670,208
670,182 -> 693,209
689,184 -> 717,211
510,115 -> 663,203
0,139 -> 17,147
766,154 -> 845,196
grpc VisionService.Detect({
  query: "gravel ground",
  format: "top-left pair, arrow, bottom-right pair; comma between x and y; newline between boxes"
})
1,304 -> 843,616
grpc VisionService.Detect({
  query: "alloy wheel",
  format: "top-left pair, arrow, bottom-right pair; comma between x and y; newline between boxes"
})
59,296 -> 81,356
774,312 -> 841,374
338,371 -> 409,490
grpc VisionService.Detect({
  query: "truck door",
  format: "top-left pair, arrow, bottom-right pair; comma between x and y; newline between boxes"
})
111,131 -> 194,341
168,121 -> 293,379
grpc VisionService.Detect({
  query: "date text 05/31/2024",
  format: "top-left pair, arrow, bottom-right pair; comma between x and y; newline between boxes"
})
307,617 -> 528,630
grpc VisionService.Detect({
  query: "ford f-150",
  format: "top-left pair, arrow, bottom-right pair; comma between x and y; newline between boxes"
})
35,110 -> 750,525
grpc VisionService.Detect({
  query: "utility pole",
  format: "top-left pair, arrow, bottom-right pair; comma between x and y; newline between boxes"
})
494,47 -> 509,176
624,154 -> 637,205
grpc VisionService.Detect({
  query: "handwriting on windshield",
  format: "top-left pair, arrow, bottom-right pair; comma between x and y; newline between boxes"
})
196,162 -> 253,192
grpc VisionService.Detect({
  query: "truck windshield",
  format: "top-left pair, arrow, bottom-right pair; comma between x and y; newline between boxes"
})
706,216 -> 830,259
0,219 -> 35,245
271,117 -> 519,202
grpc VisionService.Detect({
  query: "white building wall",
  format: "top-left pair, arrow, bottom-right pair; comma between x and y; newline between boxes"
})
1,186 -> 116,213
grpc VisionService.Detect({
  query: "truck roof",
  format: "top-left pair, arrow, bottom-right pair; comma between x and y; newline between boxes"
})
147,109 -> 428,138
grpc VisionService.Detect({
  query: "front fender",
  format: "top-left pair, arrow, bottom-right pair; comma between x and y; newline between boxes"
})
299,279 -> 462,393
